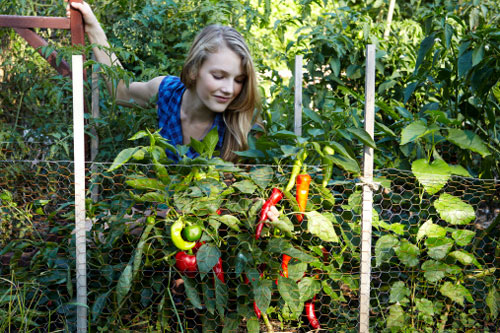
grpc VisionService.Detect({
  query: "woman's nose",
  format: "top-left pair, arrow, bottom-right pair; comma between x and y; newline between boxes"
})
220,80 -> 234,95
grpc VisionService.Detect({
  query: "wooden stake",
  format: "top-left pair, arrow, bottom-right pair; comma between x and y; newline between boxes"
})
294,54 -> 303,137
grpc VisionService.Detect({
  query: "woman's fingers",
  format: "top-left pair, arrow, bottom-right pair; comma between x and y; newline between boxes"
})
266,205 -> 280,222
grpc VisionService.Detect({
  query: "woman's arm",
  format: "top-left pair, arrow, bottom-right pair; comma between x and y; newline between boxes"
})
66,1 -> 163,107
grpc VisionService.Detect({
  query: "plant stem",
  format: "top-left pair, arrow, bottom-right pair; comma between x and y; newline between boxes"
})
262,313 -> 274,333
438,302 -> 451,332
167,268 -> 184,333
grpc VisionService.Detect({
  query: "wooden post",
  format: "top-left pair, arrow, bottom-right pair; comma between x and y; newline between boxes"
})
359,44 -> 376,333
90,58 -> 100,202
294,54 -> 303,137
384,0 -> 396,39
72,54 -> 87,333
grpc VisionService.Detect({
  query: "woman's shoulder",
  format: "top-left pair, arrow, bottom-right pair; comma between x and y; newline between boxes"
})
158,75 -> 185,96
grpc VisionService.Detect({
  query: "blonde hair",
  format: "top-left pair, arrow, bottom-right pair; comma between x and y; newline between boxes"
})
180,25 -> 261,162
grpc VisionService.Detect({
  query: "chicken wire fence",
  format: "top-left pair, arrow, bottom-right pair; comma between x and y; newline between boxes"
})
0,156 -> 498,332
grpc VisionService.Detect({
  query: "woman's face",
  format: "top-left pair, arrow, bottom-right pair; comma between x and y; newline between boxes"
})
194,46 -> 245,113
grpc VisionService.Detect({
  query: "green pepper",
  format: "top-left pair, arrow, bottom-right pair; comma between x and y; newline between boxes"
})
322,145 -> 335,188
171,218 -> 196,251
182,224 -> 202,242
285,149 -> 307,192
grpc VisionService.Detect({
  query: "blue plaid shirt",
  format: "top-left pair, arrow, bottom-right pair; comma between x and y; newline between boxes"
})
157,76 -> 226,162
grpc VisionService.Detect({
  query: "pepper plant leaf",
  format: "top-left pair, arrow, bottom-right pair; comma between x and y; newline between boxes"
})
389,281 -> 410,304
449,250 -> 482,268
425,237 -> 454,260
277,276 -> 301,315
447,128 -> 491,157
196,244 -> 221,274
249,166 -> 274,189
440,282 -> 473,306
375,234 -> 399,267
486,287 -> 499,319
298,277 -> 321,302
387,303 -> 406,329
421,260 -> 448,283
417,219 -> 446,242
411,159 -> 451,195
254,280 -> 272,313
452,229 -> 476,246
395,240 -> 420,267
182,276 -> 203,309
400,120 -> 428,145
434,193 -> 475,225
305,211 -> 339,243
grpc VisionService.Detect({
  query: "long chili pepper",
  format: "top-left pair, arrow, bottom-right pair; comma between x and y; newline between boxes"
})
295,173 -> 311,222
285,149 -> 307,192
305,295 -> 320,329
322,145 -> 335,188
276,254 -> 292,285
255,188 -> 283,240
253,301 -> 261,319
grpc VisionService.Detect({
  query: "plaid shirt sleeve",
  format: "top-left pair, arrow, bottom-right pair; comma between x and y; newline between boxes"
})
156,76 -> 226,162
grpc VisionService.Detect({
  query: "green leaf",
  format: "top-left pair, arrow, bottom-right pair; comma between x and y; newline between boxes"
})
202,283 -> 215,315
458,50 -> 472,78
416,298 -> 435,316
288,261 -> 308,282
329,154 -> 360,174
116,261 -> 133,305
277,276 -> 301,314
269,215 -> 294,238
439,282 -> 473,306
305,211 -> 339,243
182,276 -> 203,309
346,127 -> 376,149
403,81 -> 419,104
387,303 -> 406,329
203,127 -> 219,159
215,215 -> 241,232
400,120 -> 428,145
215,277 -> 228,316
107,147 -> 139,172
447,129 -> 491,157
417,219 -> 446,242
389,281 -> 410,304
249,166 -> 274,189
283,247 -> 317,263
298,277 -> 322,302
425,237 -> 454,260
486,287 -> 499,319
449,250 -> 481,268
233,180 -> 257,194
246,317 -> 260,332
434,193 -> 475,225
395,240 -> 420,267
414,34 -> 435,72
375,234 -> 399,267
126,177 -> 166,191
421,260 -> 448,283
196,244 -> 221,274
254,281 -> 272,313
451,229 -> 475,246
128,130 -> 148,141
411,159 -> 451,195
91,291 -> 110,322
449,164 -> 471,177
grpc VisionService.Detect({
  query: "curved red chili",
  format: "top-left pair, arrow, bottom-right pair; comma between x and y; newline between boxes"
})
253,301 -> 261,319
305,295 -> 320,329
255,188 -> 283,240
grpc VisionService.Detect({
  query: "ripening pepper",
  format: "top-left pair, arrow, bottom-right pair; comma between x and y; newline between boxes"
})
171,218 -> 196,251
213,257 -> 225,283
255,188 -> 283,240
285,149 -> 307,192
321,145 -> 335,188
295,174 -> 311,222
305,295 -> 320,329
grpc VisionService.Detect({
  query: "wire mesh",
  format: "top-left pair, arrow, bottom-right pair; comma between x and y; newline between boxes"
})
0,156 -> 498,332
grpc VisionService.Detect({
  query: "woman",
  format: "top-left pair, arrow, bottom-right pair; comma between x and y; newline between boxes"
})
67,1 -> 261,163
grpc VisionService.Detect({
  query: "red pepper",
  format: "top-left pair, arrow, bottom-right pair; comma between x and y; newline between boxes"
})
276,254 -> 292,285
295,174 -> 311,222
305,295 -> 320,329
253,301 -> 261,319
213,257 -> 225,283
255,188 -> 283,240
175,251 -> 197,278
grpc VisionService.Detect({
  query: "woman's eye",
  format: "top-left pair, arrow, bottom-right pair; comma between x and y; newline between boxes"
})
212,74 -> 223,80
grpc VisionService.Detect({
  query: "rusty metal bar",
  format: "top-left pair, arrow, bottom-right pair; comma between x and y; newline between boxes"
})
13,28 -> 71,77
0,16 -> 70,29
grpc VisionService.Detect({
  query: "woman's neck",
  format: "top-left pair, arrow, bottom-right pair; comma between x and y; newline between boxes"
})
181,88 -> 215,125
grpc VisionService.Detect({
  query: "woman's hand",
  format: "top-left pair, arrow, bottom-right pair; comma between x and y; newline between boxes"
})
65,0 -> 99,31
266,205 -> 280,222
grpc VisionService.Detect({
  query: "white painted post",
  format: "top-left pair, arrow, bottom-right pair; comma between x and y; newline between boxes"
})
384,0 -> 396,39
359,44 -> 376,333
294,54 -> 303,136
72,54 -> 87,333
